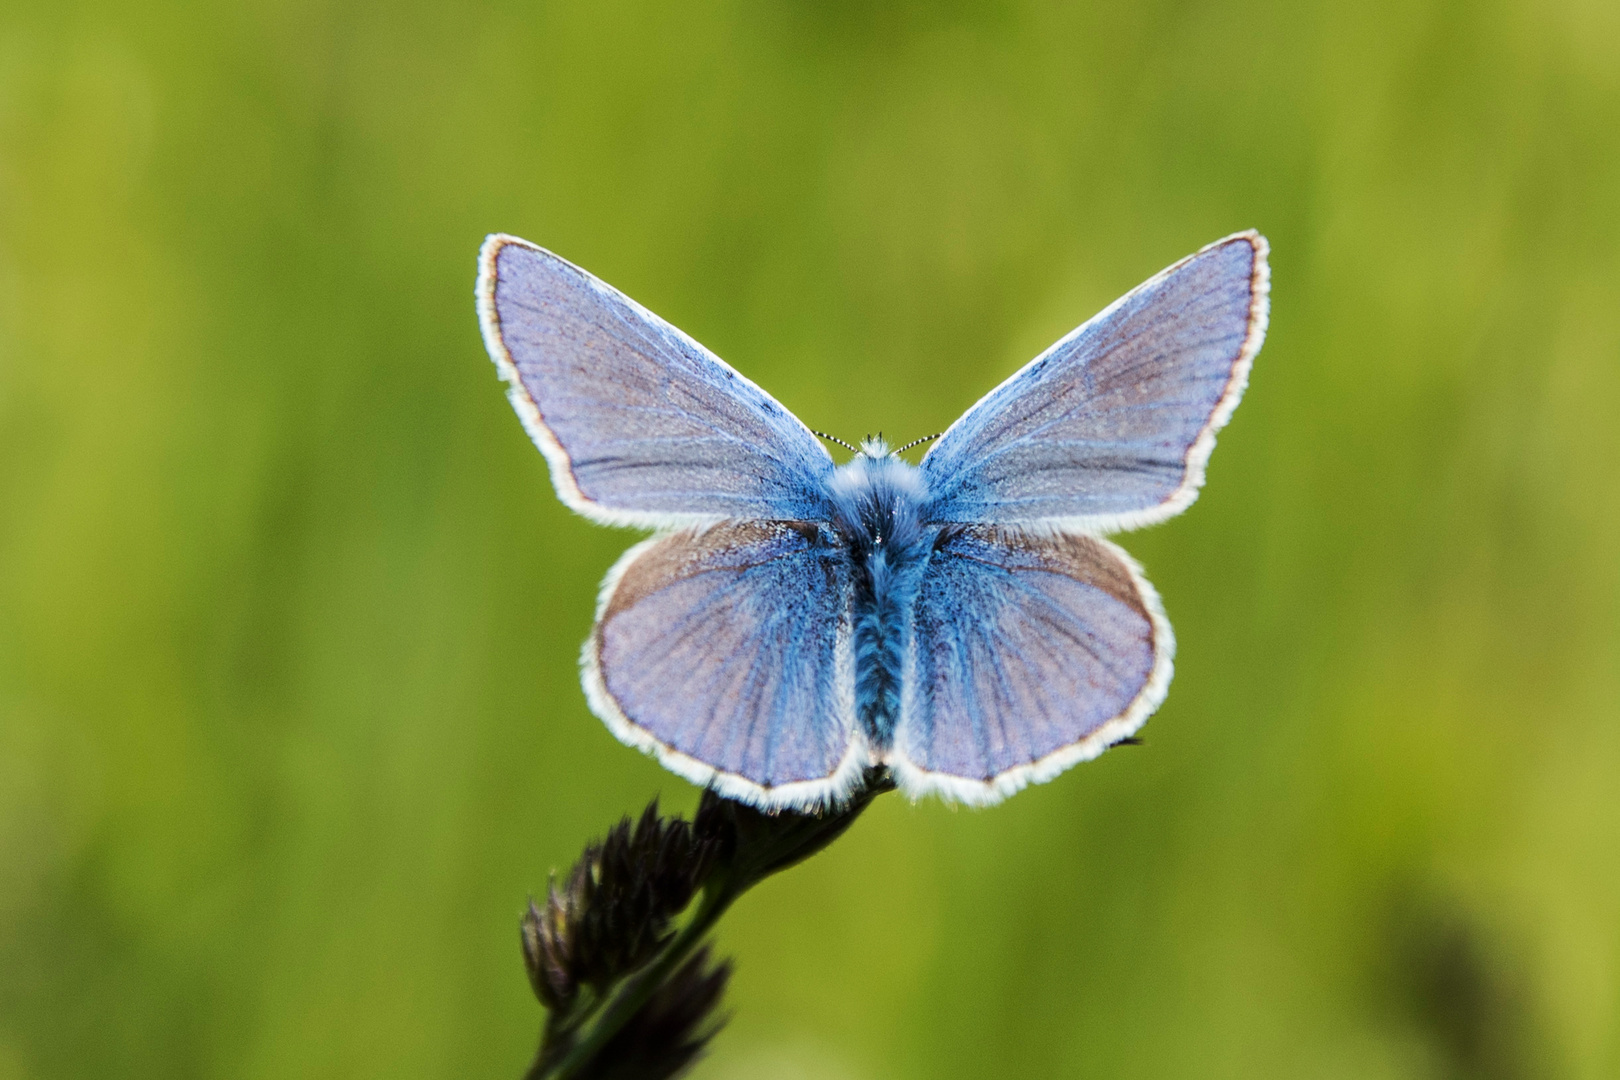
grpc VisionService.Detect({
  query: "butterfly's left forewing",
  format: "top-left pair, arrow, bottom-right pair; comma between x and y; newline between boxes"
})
478,235 -> 834,527
586,521 -> 866,810
891,527 -> 1172,804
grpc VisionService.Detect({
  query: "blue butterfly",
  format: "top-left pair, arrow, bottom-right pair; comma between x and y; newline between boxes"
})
476,232 -> 1268,809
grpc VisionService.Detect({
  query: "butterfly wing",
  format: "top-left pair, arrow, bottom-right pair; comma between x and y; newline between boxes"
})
478,235 -> 834,527
920,231 -> 1268,532
891,526 -> 1172,804
585,520 -> 865,809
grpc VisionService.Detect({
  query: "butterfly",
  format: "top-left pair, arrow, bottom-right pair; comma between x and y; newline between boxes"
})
476,231 -> 1268,810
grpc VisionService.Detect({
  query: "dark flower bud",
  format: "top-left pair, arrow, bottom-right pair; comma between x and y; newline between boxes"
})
523,771 -> 893,1078
521,895 -> 571,1010
523,800 -> 724,1011
572,946 -> 732,1080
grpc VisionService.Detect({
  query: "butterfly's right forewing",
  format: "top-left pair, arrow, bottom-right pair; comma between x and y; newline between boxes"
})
920,232 -> 1268,533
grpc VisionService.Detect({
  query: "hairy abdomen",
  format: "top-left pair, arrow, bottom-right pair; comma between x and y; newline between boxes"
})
852,534 -> 932,748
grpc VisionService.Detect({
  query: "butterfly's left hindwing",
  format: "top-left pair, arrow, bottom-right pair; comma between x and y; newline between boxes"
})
585,521 -> 867,810
891,527 -> 1173,804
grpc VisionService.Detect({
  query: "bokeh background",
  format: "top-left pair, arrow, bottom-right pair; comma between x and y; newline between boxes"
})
3,0 -> 1619,1077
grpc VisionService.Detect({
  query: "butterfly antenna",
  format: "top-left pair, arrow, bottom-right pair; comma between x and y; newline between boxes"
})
812,430 -> 860,453
893,432 -> 942,455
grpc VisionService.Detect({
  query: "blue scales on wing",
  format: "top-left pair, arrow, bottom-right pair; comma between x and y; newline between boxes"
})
920,232 -> 1269,532
585,521 -> 864,807
892,527 -> 1173,803
478,236 -> 835,526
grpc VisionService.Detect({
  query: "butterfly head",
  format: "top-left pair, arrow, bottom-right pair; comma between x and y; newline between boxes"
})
827,437 -> 927,551
857,435 -> 892,459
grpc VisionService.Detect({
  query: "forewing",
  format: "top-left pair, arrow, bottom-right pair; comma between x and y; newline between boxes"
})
585,521 -> 864,809
478,235 -> 834,526
921,231 -> 1268,531
892,527 -> 1173,804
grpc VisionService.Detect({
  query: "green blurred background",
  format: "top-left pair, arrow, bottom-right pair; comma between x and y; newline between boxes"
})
3,0 -> 1618,1077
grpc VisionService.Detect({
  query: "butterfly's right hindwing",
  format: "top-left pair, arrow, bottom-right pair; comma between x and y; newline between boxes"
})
890,527 -> 1173,805
478,235 -> 835,527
